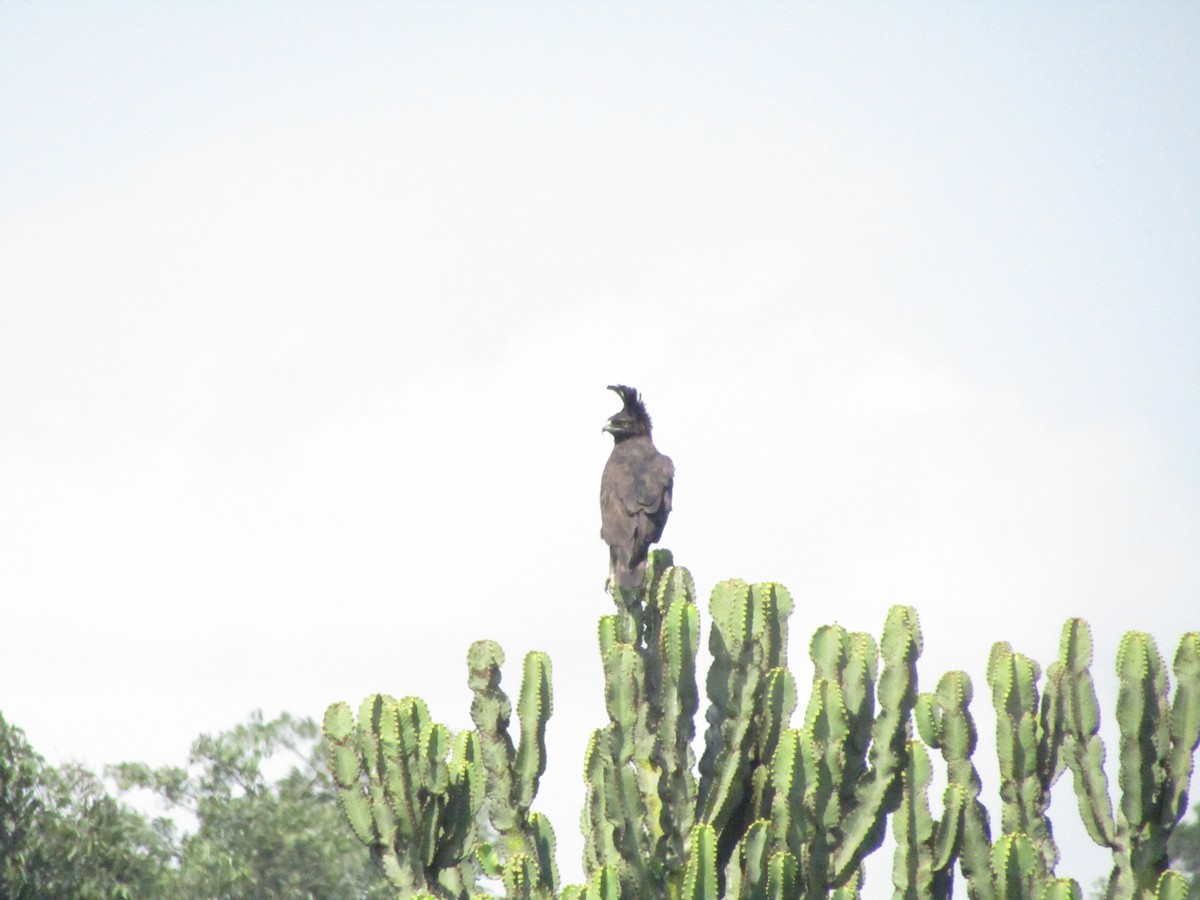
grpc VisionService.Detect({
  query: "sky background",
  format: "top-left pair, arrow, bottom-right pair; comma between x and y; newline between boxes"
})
2,3 -> 1198,890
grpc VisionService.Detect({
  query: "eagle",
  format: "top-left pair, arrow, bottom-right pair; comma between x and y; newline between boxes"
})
600,385 -> 674,594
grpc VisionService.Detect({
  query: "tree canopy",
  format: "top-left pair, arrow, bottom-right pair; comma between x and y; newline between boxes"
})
0,709 -> 387,899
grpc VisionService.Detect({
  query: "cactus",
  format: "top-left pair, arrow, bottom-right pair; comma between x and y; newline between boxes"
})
683,823 -> 720,899
830,606 -> 922,887
1153,870 -> 1190,900
1091,629 -> 1200,899
578,557 -> 707,895
1031,620 -> 1200,899
1053,618 -> 1118,855
325,641 -> 554,898
696,578 -> 795,884
890,739 -> 962,898
322,694 -> 485,897
917,669 -> 997,896
986,641 -> 1061,875
325,550 -> 1198,899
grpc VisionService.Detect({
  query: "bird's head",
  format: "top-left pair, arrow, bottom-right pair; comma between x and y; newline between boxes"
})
603,384 -> 652,441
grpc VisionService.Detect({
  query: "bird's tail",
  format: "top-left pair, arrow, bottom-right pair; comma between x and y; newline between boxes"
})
615,559 -> 647,593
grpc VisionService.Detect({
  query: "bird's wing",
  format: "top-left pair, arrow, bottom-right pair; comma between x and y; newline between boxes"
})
625,451 -> 674,515
601,445 -> 674,550
645,454 -> 673,543
600,458 -> 637,546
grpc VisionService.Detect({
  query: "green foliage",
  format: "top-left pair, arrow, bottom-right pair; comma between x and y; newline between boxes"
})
1,708 -> 385,899
326,551 -> 1199,899
0,712 -> 174,898
0,712 -> 43,890
112,709 -> 386,898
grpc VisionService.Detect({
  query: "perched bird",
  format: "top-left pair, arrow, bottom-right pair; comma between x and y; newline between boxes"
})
600,385 -> 674,594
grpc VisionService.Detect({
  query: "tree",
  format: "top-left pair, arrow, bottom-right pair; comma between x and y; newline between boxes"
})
0,712 -> 173,898
110,708 -> 389,898
0,712 -> 44,891
3,708 -> 387,898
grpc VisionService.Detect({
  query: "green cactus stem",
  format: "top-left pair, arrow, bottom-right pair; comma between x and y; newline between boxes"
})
322,693 -> 485,897
322,553 -> 1199,900
919,670 -> 994,896
829,605 -> 922,887
987,641 -> 1061,875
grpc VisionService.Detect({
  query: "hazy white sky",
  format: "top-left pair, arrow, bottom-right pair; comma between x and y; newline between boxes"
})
2,4 -> 1198,889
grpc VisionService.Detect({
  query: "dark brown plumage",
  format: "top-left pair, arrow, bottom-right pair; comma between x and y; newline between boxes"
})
600,385 -> 674,593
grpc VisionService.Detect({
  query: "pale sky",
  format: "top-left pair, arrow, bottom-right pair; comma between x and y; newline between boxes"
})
2,4 -> 1198,890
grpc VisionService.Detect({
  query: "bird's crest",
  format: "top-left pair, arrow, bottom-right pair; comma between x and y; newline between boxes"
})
607,384 -> 652,430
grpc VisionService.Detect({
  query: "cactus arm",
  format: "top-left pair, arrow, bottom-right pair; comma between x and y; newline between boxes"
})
768,727 -> 819,870
830,605 -> 922,885
585,864 -> 624,900
587,637 -> 662,891
767,850 -> 798,900
1153,870 -> 1189,900
582,729 -> 621,873
468,640 -> 522,835
990,833 -> 1042,900
698,579 -> 753,814
697,580 -> 786,880
325,695 -> 482,895
758,581 -> 793,668
324,701 -> 375,844
598,615 -> 621,661
683,823 -> 719,900
466,640 -> 558,890
515,652 -> 553,816
1113,630 -> 1175,897
528,811 -> 559,893
842,631 -> 880,800
434,731 -> 485,872
724,818 -> 770,898
1165,632 -> 1200,824
502,853 -> 538,900
588,576 -> 689,891
1054,618 -> 1118,852
759,668 -> 797,775
916,692 -> 943,749
1039,659 -> 1068,792
923,670 -> 995,897
804,676 -> 847,889
656,594 -> 701,875
1116,632 -> 1168,832
934,784 -> 965,874
892,739 -> 935,899
1039,878 -> 1084,900
988,643 -> 1059,873
890,735 -> 962,899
